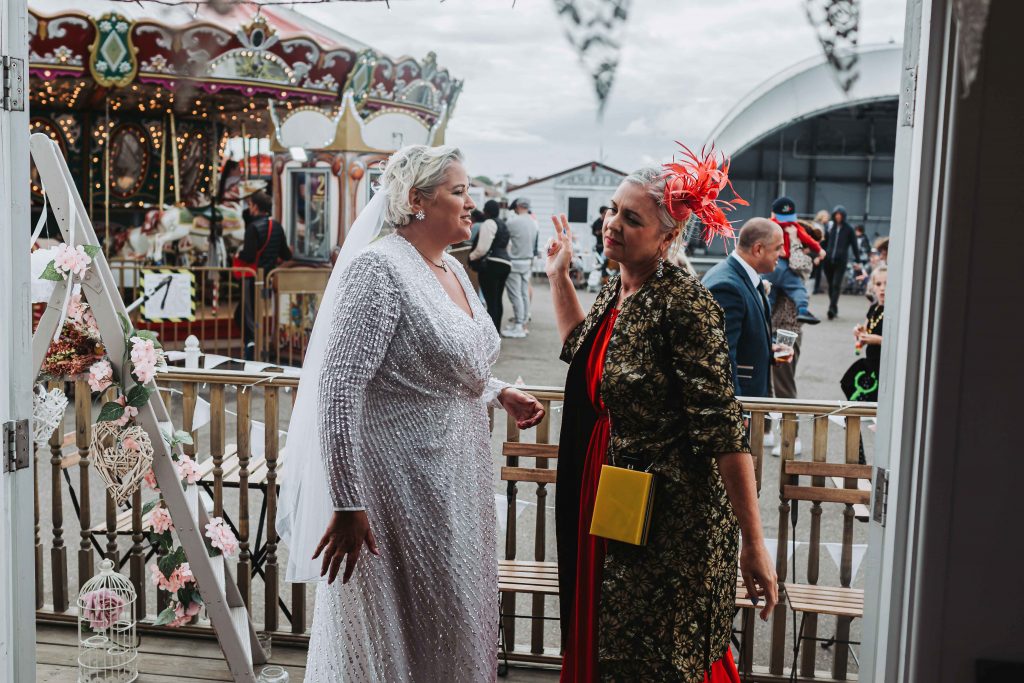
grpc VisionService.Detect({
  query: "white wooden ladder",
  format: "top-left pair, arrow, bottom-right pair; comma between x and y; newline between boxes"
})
29,132 -> 267,682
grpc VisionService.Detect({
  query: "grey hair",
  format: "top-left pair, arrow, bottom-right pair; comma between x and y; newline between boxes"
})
622,167 -> 692,254
378,144 -> 464,227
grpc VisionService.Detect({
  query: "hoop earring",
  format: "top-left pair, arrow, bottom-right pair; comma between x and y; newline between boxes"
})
656,256 -> 665,278
415,210 -> 426,221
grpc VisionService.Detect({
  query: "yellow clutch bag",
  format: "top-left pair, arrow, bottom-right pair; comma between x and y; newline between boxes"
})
589,464 -> 656,546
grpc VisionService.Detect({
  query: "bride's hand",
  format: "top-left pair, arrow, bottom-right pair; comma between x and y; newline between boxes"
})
313,510 -> 380,584
545,214 -> 574,280
499,388 -> 546,430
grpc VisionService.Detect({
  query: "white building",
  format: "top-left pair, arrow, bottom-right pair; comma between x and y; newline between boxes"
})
507,161 -> 626,256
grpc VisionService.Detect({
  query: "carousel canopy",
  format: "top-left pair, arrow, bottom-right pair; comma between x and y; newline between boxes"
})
28,0 -> 462,135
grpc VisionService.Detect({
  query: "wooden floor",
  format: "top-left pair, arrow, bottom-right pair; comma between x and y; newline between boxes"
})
35,623 -> 560,681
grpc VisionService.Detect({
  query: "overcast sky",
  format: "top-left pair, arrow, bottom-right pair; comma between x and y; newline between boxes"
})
303,0 -> 907,183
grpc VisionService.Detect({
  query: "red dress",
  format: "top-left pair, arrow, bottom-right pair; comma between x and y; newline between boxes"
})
560,309 -> 741,683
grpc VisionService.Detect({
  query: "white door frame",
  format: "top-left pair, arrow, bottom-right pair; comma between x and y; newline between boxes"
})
861,0 -> 958,679
0,0 -> 35,679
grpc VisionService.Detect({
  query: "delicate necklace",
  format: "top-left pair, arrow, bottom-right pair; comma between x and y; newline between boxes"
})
867,305 -> 884,332
412,245 -> 448,272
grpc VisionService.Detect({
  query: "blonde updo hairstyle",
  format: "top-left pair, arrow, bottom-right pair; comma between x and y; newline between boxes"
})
377,144 -> 464,228
622,167 -> 693,258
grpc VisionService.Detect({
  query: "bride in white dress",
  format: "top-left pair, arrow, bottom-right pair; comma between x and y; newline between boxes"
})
277,145 -> 545,682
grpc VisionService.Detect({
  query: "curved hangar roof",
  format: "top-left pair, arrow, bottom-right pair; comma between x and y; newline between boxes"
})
706,44 -> 903,157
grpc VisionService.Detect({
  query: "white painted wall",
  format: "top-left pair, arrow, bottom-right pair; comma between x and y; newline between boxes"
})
510,165 -> 624,256
0,0 -> 36,678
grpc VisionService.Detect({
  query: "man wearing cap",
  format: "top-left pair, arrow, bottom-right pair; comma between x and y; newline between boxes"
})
763,196 -> 825,325
502,197 -> 539,338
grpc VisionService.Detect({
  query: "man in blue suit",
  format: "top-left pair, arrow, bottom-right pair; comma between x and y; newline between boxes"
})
703,218 -> 785,397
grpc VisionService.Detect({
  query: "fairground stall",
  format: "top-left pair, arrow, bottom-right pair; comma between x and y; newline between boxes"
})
28,0 -> 462,359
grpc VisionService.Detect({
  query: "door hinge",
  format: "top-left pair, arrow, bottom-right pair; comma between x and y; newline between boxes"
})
2,56 -> 25,112
900,65 -> 917,127
3,420 -> 30,473
872,467 -> 889,526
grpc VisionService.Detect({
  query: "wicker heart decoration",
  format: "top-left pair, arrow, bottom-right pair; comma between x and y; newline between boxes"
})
90,422 -> 154,506
32,385 -> 69,448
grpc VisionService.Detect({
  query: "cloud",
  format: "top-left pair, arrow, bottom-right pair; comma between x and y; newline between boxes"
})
622,117 -> 652,136
300,0 -> 907,181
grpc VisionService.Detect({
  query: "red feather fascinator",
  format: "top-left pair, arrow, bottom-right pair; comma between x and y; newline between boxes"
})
661,142 -> 748,243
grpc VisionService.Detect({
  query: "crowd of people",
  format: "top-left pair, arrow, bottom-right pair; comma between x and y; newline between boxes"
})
697,194 -> 888,458
233,138 -> 892,682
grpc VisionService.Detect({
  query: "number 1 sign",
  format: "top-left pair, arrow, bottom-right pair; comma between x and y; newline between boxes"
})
140,269 -> 196,322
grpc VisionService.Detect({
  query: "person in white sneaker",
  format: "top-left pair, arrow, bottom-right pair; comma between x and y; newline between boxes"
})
502,198 -> 538,339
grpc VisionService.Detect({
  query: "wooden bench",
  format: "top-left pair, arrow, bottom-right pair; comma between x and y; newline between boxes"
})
780,460 -> 872,678
828,475 -> 872,522
498,441 -> 560,671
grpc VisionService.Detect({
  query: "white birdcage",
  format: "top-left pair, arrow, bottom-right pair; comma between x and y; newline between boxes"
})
77,559 -> 138,683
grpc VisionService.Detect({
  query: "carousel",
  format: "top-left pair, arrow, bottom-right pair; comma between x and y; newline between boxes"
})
28,0 -> 462,357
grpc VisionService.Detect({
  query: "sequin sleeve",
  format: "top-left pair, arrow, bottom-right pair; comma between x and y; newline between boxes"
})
318,252 -> 401,510
483,377 -> 511,409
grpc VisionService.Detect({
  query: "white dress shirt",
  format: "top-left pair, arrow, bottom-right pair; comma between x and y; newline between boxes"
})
730,251 -> 763,291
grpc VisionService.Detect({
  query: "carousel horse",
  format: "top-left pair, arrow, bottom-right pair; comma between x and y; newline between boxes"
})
117,179 -> 266,264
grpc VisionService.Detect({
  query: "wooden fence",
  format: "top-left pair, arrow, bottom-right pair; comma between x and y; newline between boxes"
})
102,261 -> 333,365
34,369 -> 876,680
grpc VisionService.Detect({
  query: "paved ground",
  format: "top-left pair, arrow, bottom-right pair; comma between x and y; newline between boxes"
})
35,275 -> 875,678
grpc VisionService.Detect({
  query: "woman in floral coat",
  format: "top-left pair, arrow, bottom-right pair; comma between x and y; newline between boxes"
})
547,153 -> 778,682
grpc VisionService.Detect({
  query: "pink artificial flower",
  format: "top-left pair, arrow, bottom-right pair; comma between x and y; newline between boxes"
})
204,517 -> 239,558
142,468 -> 159,492
67,292 -> 86,324
149,506 -> 174,534
168,598 -> 202,627
148,561 -> 194,593
87,360 -> 113,393
176,456 -> 201,484
148,563 -> 171,591
130,337 -> 163,383
133,361 -> 157,384
112,396 -> 139,427
130,337 -> 158,366
53,243 -> 92,278
81,308 -> 100,340
80,588 -> 126,631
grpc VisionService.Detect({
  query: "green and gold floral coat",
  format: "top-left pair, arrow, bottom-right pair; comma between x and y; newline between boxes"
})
556,263 -> 749,682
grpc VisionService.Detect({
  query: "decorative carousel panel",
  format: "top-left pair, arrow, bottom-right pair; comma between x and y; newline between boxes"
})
239,15 -> 280,52
287,167 -> 332,263
177,130 -> 214,205
393,58 -> 422,89
28,12 -> 93,75
89,13 -> 138,89
132,22 -> 176,77
109,123 -> 149,199
206,49 -> 296,87
315,48 -> 358,94
346,50 -> 377,105
277,108 -> 338,150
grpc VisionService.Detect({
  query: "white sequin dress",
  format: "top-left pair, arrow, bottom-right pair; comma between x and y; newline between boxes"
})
305,232 -> 507,682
